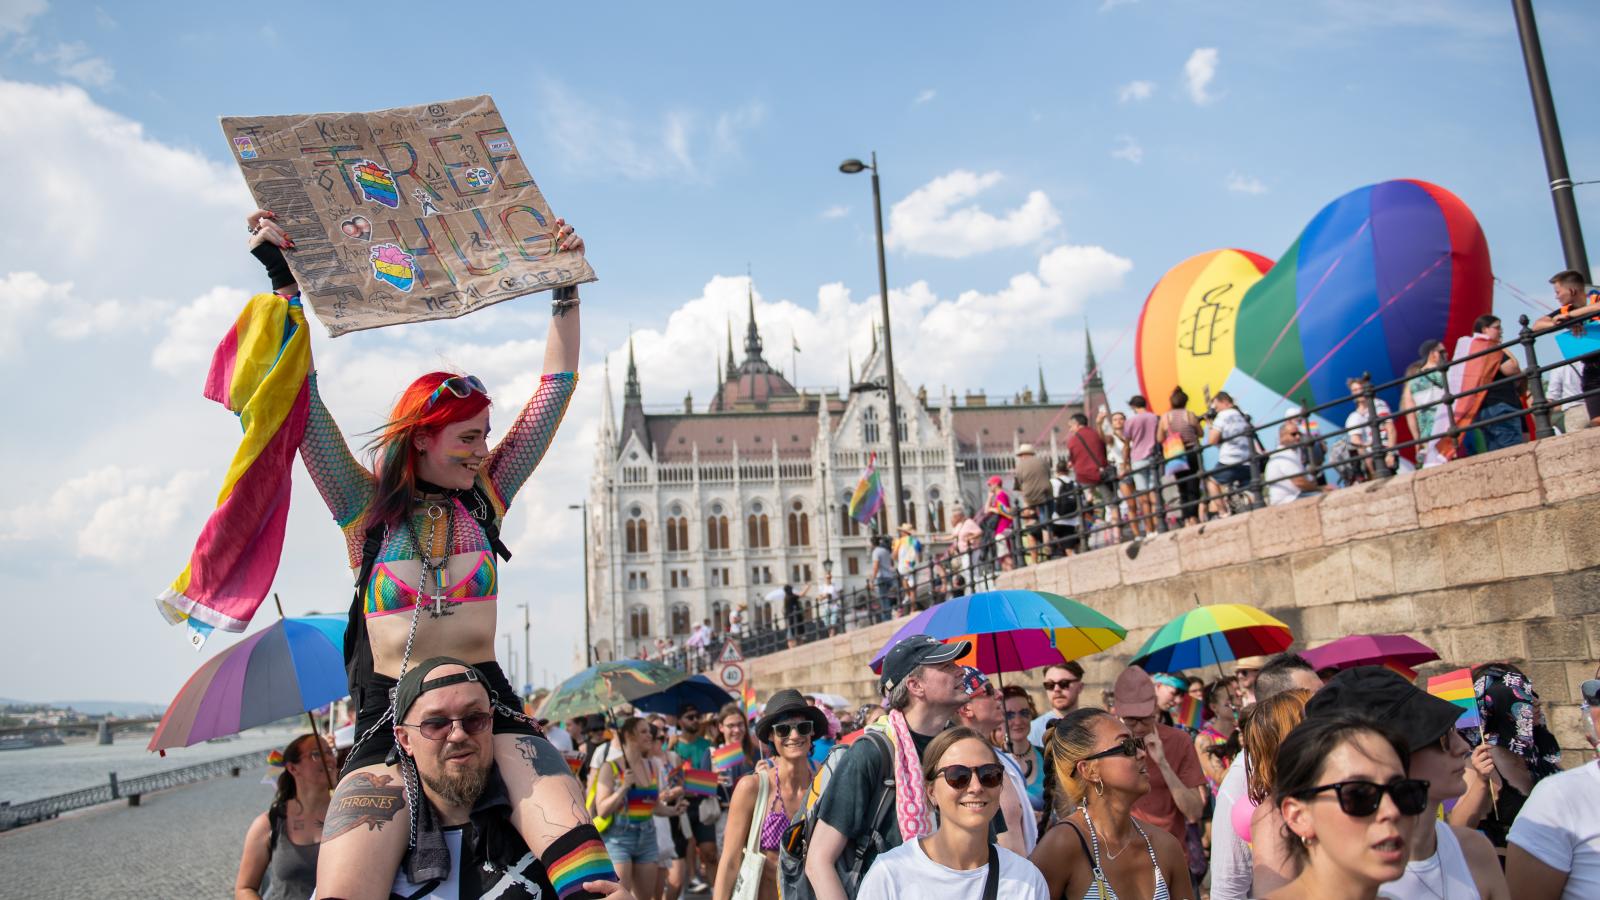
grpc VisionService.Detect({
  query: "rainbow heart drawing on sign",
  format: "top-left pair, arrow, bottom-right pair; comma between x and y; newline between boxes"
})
370,243 -> 416,292
464,167 -> 495,189
354,159 -> 399,209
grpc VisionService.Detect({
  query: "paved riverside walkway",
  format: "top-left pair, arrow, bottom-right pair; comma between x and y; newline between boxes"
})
0,764 -> 269,899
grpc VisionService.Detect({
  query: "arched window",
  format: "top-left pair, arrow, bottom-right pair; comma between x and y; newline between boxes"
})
670,603 -> 691,636
787,500 -> 811,547
862,406 -> 880,445
905,500 -> 916,533
839,490 -> 860,537
625,506 -> 647,554
747,502 -> 770,548
711,601 -> 730,634
665,503 -> 689,552
628,606 -> 650,639
707,502 -> 729,551
929,487 -> 947,533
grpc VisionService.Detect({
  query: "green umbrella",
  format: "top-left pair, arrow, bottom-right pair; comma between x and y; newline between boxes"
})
539,660 -> 691,721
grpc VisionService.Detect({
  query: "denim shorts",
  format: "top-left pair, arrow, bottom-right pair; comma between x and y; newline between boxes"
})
602,818 -> 660,865
1128,456 -> 1157,492
1210,463 -> 1250,487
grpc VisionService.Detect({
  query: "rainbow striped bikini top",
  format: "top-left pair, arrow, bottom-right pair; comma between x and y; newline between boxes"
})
364,550 -> 499,618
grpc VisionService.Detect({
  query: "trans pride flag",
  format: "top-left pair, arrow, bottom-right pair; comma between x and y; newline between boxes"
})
848,452 -> 884,525
156,293 -> 311,647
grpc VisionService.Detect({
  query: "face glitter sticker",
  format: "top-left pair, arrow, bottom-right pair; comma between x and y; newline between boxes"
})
464,167 -> 494,190
353,159 -> 400,209
339,215 -> 372,241
232,136 -> 258,160
370,243 -> 416,292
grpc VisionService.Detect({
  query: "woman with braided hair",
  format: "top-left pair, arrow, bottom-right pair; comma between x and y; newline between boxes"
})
245,210 -> 618,900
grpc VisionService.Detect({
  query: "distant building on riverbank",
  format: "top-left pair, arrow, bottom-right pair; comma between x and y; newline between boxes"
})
583,292 -> 1102,661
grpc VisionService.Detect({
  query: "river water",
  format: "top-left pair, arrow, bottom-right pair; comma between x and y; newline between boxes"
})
0,726 -> 302,804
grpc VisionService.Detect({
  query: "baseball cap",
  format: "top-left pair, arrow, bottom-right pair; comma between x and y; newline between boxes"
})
392,657 -> 491,724
880,634 -> 973,695
1304,666 -> 1463,752
1113,666 -> 1157,718
1581,679 -> 1600,705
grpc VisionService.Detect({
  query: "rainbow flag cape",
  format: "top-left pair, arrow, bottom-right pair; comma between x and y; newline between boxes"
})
156,294 -> 311,647
848,453 -> 884,525
712,743 -> 746,773
1426,668 -> 1480,729
1175,694 -> 1205,731
681,766 -> 718,797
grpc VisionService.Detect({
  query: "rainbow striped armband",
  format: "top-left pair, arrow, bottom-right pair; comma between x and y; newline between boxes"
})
541,824 -> 616,900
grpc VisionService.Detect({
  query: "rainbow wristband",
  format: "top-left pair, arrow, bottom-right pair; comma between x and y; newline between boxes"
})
541,824 -> 616,900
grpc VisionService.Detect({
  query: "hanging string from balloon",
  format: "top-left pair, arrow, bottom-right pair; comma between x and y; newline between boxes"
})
1247,221 -> 1371,384
1492,276 -> 1554,314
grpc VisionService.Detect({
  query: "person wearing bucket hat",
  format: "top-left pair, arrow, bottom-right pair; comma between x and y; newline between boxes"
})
805,634 -> 984,897
1305,666 -> 1509,900
755,689 -> 830,745
715,690 -> 827,900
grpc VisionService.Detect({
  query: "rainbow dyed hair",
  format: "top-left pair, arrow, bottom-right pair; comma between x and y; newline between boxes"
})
365,371 -> 492,529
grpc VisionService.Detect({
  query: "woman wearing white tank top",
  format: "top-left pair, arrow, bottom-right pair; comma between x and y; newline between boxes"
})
1378,727 -> 1507,899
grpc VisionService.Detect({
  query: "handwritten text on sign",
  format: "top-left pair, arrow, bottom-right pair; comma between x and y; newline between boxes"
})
221,95 -> 595,337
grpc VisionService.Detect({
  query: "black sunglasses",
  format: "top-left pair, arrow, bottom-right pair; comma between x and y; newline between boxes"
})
1082,736 -> 1142,761
772,720 -> 814,739
1042,679 -> 1081,691
402,712 -> 494,741
1295,779 -> 1431,817
931,763 -> 1006,790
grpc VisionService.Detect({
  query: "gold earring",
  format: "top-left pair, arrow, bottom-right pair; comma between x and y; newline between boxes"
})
1094,780 -> 1105,797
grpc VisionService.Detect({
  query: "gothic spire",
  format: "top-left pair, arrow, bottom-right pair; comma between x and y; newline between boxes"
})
725,319 -> 737,378
743,278 -> 764,360
624,334 -> 641,402
1038,360 -> 1049,405
847,350 -> 855,387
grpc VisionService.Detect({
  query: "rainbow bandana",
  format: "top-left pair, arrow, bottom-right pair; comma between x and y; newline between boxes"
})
156,293 -> 312,647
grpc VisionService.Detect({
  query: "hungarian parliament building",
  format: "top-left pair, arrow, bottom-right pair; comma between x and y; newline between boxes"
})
584,300 -> 1104,661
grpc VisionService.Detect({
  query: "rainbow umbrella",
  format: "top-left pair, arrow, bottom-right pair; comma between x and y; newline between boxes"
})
148,615 -> 348,752
868,590 -> 1126,677
539,660 -> 690,721
1131,604 -> 1293,673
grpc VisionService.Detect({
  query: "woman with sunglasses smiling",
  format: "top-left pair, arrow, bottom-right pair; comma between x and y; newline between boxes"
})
714,689 -> 824,900
245,209 -> 596,896
1268,713 -> 1428,900
856,726 -> 1049,899
1031,709 -> 1195,900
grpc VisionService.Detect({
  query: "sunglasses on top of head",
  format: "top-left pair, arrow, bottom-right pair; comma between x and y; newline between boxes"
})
931,763 -> 1006,790
1295,778 -> 1431,817
402,712 -> 494,741
425,375 -> 487,410
771,720 -> 814,739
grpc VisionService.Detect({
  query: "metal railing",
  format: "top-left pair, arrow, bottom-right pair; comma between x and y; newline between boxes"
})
641,309 -> 1599,671
0,749 -> 264,831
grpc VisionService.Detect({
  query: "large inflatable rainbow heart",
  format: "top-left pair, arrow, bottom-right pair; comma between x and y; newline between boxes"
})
1135,179 -> 1492,426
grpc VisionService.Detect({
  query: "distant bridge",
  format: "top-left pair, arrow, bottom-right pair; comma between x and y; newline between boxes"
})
0,718 -> 160,745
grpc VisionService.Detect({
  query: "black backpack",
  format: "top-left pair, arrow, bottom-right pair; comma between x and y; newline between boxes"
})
1051,476 -> 1080,520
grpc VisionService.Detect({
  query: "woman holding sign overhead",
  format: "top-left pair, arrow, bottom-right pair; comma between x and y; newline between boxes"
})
714,690 -> 825,900
245,210 -> 617,900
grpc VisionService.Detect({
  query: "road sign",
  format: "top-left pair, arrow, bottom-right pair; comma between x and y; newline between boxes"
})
718,663 -> 745,689
719,641 -> 744,665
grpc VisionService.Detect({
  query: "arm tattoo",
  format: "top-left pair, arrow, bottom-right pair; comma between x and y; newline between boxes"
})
322,772 -> 406,842
516,735 -> 576,777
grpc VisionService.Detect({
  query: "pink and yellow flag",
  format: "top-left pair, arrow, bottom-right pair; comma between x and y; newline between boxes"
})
156,294 -> 312,646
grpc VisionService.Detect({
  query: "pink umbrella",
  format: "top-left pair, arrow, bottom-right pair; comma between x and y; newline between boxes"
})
1301,634 -> 1439,679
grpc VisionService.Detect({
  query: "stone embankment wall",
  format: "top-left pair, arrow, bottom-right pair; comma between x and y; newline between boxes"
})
743,427 -> 1600,757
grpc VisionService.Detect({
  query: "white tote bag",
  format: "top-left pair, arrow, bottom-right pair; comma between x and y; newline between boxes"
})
729,766 -> 772,900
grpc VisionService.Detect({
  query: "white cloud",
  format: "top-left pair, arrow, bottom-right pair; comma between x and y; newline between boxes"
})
32,41 -> 114,87
0,0 -> 46,37
1117,80 -> 1155,103
1111,135 -> 1143,164
537,80 -> 764,181
1225,172 -> 1268,195
1184,47 -> 1220,105
820,204 -> 850,219
1,270 -> 172,348
885,170 -> 1061,259
0,465 -> 205,563
914,89 -> 937,105
0,271 -> 69,356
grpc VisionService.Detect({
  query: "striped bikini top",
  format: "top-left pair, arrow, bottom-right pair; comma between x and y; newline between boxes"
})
1079,815 -> 1169,900
365,551 -> 498,618
362,498 -> 499,618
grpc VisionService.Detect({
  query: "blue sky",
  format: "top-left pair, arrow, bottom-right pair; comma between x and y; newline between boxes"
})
1,0 -> 1595,704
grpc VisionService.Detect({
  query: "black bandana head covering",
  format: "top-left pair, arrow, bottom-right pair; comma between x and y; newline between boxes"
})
1474,665 -> 1562,781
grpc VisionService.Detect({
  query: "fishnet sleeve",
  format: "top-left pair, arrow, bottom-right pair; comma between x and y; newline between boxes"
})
484,371 -> 578,508
300,373 -> 376,562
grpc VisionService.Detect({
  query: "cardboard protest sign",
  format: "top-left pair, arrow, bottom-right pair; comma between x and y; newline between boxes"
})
221,95 -> 595,336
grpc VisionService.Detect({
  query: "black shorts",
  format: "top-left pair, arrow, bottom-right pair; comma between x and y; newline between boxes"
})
685,797 -> 716,844
342,659 -> 536,773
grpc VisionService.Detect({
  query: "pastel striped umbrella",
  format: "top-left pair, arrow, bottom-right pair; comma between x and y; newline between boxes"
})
1130,604 -> 1293,673
148,615 -> 348,751
868,590 -> 1127,677
539,660 -> 691,721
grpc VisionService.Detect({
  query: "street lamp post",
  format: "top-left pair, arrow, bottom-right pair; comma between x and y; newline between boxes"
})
1511,0 -> 1590,275
569,502 -> 594,664
517,603 -> 530,695
840,152 -> 906,531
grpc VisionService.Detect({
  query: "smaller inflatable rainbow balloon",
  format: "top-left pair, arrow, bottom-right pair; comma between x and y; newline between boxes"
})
1135,179 -> 1492,424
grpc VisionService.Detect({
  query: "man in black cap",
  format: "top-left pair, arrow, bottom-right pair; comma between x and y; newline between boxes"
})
321,657 -> 623,900
803,634 -> 976,899
1306,666 -> 1508,900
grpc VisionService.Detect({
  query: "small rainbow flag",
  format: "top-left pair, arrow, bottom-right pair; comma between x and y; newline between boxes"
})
1426,668 -> 1479,730
712,743 -> 746,773
563,752 -> 583,776
741,683 -> 757,716
682,766 -> 719,797
1175,694 -> 1205,731
848,453 -> 884,525
625,785 -> 657,821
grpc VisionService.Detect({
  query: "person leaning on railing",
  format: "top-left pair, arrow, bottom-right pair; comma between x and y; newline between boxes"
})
1532,268 -> 1600,431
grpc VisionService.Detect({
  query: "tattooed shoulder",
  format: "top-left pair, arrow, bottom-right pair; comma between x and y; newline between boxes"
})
514,735 -> 575,778
323,771 -> 406,842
